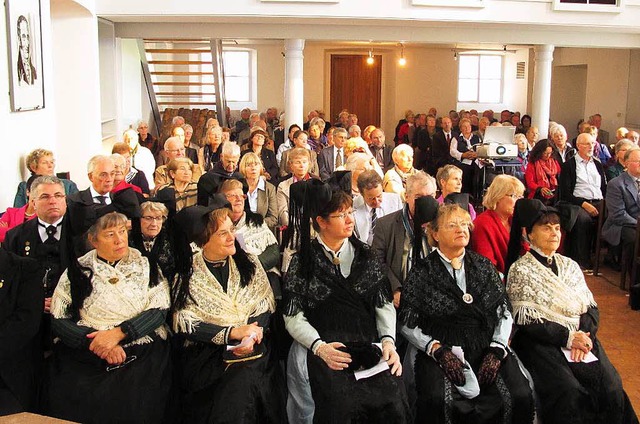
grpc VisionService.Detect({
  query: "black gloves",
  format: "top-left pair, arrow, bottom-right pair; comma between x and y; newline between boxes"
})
477,347 -> 505,386
433,345 -> 466,386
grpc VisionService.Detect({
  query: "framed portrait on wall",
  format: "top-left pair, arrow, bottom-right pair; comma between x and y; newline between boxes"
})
5,0 -> 44,112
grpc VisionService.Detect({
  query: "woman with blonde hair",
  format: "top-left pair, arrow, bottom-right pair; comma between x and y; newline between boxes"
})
239,152 -> 278,231
471,175 -> 525,276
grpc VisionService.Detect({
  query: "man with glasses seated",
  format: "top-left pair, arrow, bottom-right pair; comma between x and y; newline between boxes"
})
153,137 -> 201,190
353,170 -> 402,245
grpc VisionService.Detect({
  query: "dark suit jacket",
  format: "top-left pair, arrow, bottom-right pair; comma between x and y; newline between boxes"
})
371,145 -> 394,173
197,162 -> 244,206
372,209 -> 406,292
17,51 -> 36,85
318,146 -> 337,181
186,146 -> 199,165
0,249 -> 42,412
551,146 -> 576,166
414,128 -> 436,170
257,180 -> 278,231
602,172 -> 640,246
558,156 -> 607,206
430,130 -> 458,174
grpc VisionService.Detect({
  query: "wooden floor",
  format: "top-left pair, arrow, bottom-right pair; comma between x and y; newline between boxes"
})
585,265 -> 640,412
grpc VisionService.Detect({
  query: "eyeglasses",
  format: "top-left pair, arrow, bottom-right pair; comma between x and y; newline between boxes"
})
141,216 -> 165,222
167,148 -> 186,153
328,210 -> 354,220
37,193 -> 65,201
214,226 -> 237,238
224,194 -> 246,200
506,194 -> 523,200
442,221 -> 472,231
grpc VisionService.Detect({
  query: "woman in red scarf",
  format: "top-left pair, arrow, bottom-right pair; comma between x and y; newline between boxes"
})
524,139 -> 560,205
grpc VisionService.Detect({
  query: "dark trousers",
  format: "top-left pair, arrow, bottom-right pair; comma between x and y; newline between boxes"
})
566,202 -> 600,267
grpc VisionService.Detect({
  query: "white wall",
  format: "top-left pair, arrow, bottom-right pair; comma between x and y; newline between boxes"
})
553,47 -> 630,137
0,0 -> 57,210
550,64 -> 587,141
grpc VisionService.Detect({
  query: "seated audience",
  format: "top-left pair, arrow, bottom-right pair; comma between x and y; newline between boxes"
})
156,158 -> 198,212
436,164 -> 477,219
558,133 -> 606,269
136,119 -> 160,161
242,127 -> 278,183
0,249 -> 41,416
154,136 -> 202,190
46,212 -> 171,423
606,138 -> 634,181
172,202 -> 285,423
197,141 -> 243,206
353,170 -> 403,245
111,142 -> 150,194
525,126 -> 539,150
198,126 -> 223,173
1,175 -> 38,243
111,154 -> 142,195
284,182 -> 409,422
383,144 -> 417,201
449,118 -> 481,196
13,148 -> 78,208
279,130 -> 319,178
239,152 -> 278,231
318,127 -> 348,181
183,124 -> 200,151
472,175 -> 525,276
172,125 -> 198,165
400,204 -> 534,423
430,116 -> 457,175
123,128 -> 156,190
369,128 -> 394,173
512,133 -> 529,182
525,139 -> 560,205
506,199 -> 637,424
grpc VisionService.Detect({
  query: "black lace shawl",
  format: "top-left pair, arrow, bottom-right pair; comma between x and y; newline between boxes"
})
283,237 -> 392,316
400,250 -> 511,355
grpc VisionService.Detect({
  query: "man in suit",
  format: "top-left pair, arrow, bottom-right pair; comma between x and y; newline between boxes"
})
558,133 -> 607,269
4,176 -> 69,372
0,249 -> 42,415
589,113 -> 610,146
197,141 -> 243,206
353,170 -> 402,245
369,128 -> 394,173
373,170 -> 437,308
318,127 -> 347,181
602,147 -> 640,267
429,116 -> 457,175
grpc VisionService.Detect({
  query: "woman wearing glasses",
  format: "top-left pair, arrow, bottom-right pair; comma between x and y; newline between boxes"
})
400,204 -> 534,423
172,198 -> 285,423
45,212 -> 172,423
471,175 -> 525,278
283,180 -> 408,423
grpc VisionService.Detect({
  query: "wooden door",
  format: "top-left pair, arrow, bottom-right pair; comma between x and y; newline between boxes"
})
330,55 -> 382,128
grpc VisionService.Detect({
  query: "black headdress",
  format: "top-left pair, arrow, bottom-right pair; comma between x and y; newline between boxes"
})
412,196 -> 440,268
444,192 -> 471,212
327,170 -> 352,196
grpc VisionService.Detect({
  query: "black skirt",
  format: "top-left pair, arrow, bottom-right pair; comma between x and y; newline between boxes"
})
176,337 -> 286,424
44,338 -> 172,424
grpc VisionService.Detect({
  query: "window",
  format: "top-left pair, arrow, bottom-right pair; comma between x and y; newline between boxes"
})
457,55 -> 503,104
201,48 -> 256,109
553,0 -> 623,11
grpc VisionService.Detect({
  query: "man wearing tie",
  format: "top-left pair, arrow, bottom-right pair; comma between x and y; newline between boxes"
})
352,170 -> 402,245
369,128 -> 394,173
318,127 -> 347,181
429,116 -> 457,175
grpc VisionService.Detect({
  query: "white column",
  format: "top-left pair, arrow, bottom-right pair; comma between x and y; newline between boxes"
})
284,39 -> 305,130
531,45 -> 555,140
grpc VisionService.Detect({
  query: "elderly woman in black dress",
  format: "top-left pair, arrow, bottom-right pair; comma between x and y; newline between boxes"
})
400,203 -> 534,423
172,198 -> 286,423
505,199 -> 638,424
46,212 -> 171,423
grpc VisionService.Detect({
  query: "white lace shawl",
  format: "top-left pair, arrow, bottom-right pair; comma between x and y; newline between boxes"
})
51,248 -> 170,345
172,252 -> 275,336
506,252 -> 597,331
235,214 -> 278,257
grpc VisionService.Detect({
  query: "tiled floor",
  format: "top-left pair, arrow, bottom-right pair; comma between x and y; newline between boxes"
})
585,266 -> 640,412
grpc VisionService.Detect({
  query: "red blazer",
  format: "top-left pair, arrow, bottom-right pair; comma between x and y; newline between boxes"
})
0,205 -> 36,243
524,159 -> 561,199
471,209 -> 509,275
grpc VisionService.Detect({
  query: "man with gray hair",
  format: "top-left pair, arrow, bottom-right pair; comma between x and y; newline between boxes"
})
353,170 -> 402,245
153,136 -> 201,189
197,141 -> 243,205
5,176 -> 70,358
318,127 -> 347,181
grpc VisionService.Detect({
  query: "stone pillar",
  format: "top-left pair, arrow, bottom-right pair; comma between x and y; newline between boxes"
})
284,39 -> 305,131
531,45 -> 555,139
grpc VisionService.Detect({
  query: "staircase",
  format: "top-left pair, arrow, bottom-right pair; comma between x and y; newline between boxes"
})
138,38 -> 228,142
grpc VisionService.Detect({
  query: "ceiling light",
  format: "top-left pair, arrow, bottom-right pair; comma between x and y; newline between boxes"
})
366,49 -> 374,65
398,44 -> 406,67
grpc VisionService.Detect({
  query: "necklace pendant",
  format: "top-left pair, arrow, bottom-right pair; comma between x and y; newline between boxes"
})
332,256 -> 341,265
546,256 -> 553,266
462,293 -> 473,304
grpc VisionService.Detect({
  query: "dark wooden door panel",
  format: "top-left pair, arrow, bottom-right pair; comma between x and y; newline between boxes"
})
330,55 -> 381,128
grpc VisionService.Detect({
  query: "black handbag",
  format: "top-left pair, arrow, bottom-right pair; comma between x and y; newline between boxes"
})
337,342 -> 382,372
